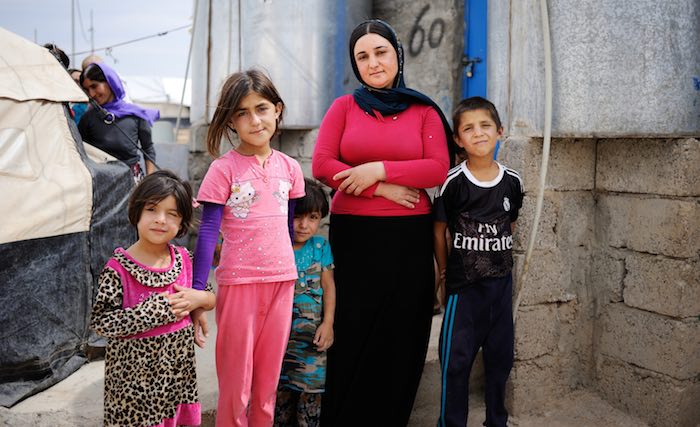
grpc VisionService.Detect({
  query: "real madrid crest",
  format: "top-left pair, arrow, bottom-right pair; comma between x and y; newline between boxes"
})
503,196 -> 511,212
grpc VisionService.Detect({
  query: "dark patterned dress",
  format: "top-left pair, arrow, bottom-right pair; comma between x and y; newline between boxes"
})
278,236 -> 334,393
90,245 -> 212,427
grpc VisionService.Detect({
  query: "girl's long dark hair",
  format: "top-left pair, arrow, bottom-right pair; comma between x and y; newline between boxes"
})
206,69 -> 285,158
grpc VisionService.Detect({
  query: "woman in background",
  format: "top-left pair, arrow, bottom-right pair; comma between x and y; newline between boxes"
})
78,62 -> 159,182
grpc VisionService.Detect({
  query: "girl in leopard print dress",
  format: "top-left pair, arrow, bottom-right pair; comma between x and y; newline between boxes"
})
90,170 -> 216,427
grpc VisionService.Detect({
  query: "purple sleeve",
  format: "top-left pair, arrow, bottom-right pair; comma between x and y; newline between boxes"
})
288,199 -> 296,241
192,202 -> 224,291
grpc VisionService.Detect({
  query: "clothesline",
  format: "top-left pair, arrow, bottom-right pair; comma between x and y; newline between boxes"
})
69,24 -> 191,56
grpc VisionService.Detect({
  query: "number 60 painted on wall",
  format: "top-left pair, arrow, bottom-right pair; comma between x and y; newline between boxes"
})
408,4 -> 446,57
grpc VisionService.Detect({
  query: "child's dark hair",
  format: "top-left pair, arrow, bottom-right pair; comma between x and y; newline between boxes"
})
452,96 -> 503,135
295,178 -> 329,218
79,63 -> 107,86
207,69 -> 285,158
128,170 -> 194,238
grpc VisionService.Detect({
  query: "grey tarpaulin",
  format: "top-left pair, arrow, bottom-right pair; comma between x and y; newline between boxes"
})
0,106 -> 134,407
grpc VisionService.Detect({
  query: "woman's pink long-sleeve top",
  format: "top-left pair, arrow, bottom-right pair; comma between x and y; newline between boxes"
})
312,94 -> 450,217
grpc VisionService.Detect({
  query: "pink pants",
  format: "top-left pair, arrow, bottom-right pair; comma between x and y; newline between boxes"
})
215,281 -> 294,427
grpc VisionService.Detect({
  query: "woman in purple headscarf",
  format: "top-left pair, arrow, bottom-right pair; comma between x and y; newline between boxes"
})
78,62 -> 160,181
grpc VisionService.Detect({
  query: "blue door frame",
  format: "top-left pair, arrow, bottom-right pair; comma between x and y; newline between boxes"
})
463,0 -> 500,158
463,0 -> 487,99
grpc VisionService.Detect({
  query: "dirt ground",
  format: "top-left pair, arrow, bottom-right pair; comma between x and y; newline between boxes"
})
507,390 -> 647,427
1,307 -> 648,427
408,362 -> 647,426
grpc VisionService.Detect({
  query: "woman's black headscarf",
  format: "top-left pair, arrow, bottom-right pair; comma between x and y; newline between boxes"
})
349,19 -> 456,166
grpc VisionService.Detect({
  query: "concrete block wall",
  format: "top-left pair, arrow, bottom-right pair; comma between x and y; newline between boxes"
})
499,137 -> 597,413
500,136 -> 700,425
501,1 -> 700,419
592,137 -> 700,427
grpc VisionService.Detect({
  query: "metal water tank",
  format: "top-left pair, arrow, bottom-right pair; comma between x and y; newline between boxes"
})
195,0 -> 371,129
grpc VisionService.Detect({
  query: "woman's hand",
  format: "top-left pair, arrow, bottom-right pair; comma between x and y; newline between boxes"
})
314,321 -> 335,352
375,183 -> 421,209
333,161 -> 386,195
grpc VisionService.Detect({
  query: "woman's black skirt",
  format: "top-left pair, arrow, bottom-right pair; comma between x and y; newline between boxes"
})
321,214 -> 435,426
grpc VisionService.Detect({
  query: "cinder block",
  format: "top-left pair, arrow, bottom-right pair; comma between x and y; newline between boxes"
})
596,194 -> 700,258
514,248 -> 585,306
555,191 -> 594,247
514,190 -> 594,252
278,129 -> 317,160
624,253 -> 700,318
591,251 -> 626,303
513,192 -> 558,251
509,354 -> 568,416
556,300 -> 596,388
298,159 -> 313,180
597,355 -> 700,427
499,137 -> 595,193
514,304 -> 558,360
514,264 -> 595,389
598,303 -> 700,380
546,138 -> 596,191
597,138 -> 700,197
298,128 -> 319,159
275,131 -> 295,155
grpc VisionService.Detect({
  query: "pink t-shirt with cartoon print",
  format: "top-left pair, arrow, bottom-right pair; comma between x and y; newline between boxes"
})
197,149 -> 305,286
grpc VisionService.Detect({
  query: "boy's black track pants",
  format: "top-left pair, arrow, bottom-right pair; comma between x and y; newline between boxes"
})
438,275 -> 514,427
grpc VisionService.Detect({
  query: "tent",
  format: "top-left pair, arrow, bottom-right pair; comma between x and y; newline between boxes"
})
0,27 -> 134,407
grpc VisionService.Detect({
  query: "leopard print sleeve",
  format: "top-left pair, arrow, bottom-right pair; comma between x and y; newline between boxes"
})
90,266 -> 178,338
182,246 -> 193,262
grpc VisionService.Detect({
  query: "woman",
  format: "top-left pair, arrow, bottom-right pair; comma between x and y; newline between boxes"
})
312,19 -> 453,426
78,62 -> 159,182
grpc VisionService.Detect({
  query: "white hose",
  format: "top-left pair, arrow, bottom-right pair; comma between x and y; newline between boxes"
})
513,0 -> 553,323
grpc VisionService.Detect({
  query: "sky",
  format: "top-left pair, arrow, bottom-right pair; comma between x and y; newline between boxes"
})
1,0 -> 194,78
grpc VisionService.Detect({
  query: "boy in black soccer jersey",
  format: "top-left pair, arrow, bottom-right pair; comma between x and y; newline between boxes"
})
433,97 -> 523,427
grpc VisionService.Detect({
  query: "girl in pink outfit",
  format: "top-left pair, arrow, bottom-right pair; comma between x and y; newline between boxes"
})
191,69 -> 305,427
91,170 -> 216,427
